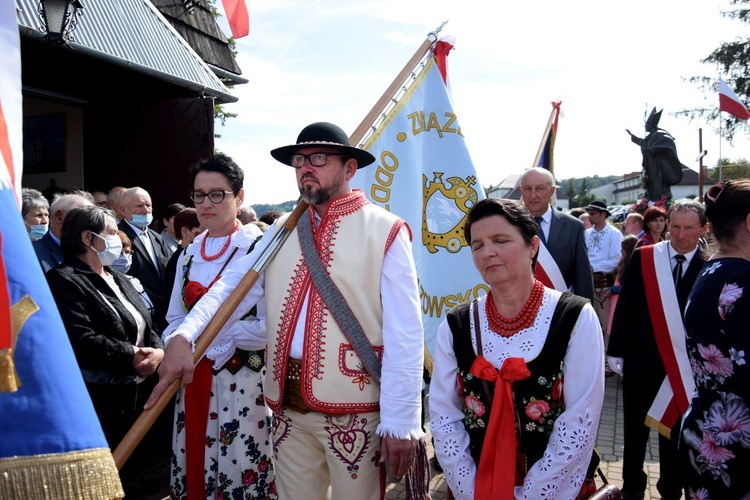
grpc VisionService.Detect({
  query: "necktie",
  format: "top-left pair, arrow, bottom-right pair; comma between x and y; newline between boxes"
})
673,254 -> 686,287
534,217 -> 546,244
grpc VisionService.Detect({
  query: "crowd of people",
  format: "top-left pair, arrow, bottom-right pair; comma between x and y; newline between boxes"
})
18,124 -> 750,499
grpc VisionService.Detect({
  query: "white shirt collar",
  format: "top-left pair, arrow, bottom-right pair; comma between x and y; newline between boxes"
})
539,206 -> 552,224
125,219 -> 147,235
669,242 -> 698,265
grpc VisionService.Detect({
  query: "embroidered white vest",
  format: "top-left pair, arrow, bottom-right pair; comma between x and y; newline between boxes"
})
264,192 -> 405,413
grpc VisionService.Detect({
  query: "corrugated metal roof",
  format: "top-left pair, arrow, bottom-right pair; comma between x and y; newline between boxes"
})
15,0 -> 237,103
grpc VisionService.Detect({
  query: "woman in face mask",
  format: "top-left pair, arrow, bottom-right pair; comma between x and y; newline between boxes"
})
45,205 -> 166,494
21,187 -> 49,240
113,230 -> 155,318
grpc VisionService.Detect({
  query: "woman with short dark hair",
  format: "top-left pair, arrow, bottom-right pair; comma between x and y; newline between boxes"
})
162,154 -> 275,498
160,202 -> 187,255
679,180 -> 750,497
430,198 -> 605,499
46,205 -> 165,491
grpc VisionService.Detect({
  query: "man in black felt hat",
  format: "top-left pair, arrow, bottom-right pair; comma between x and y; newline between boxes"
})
584,201 -> 623,355
149,122 -> 426,499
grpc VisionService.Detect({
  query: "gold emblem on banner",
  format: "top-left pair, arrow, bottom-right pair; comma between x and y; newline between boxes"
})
1,295 -> 38,392
422,172 -> 478,254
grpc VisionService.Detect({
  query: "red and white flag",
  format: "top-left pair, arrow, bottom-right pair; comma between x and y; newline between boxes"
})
719,78 -> 750,120
221,0 -> 249,39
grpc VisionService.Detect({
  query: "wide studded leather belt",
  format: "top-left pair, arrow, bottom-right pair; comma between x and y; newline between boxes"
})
592,272 -> 615,288
283,358 -> 312,414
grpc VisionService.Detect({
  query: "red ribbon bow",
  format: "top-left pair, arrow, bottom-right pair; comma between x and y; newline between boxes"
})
470,355 -> 530,499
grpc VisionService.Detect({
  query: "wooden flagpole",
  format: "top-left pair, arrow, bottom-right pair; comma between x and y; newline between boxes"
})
349,22 -> 446,146
113,201 -> 309,469
348,24 -> 445,374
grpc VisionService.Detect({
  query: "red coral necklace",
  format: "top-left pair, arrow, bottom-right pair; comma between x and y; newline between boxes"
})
486,279 -> 544,337
200,221 -> 240,261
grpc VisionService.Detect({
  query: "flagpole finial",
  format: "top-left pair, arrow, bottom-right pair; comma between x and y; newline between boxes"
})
428,20 -> 448,41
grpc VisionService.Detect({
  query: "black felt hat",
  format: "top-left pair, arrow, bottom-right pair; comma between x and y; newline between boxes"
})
585,200 -> 611,215
270,122 -> 376,169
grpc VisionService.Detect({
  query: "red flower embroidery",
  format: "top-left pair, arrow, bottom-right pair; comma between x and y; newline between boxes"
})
525,400 -> 550,421
465,395 -> 486,417
551,379 -> 563,401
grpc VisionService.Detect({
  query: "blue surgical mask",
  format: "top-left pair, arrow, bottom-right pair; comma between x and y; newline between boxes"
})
130,213 -> 153,228
91,232 -> 123,267
110,252 -> 132,273
26,222 -> 48,240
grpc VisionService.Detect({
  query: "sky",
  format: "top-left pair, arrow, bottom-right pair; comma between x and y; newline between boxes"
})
213,0 -> 750,205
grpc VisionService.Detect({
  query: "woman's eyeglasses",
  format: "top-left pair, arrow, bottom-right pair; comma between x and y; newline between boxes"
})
290,152 -> 346,168
189,190 -> 233,204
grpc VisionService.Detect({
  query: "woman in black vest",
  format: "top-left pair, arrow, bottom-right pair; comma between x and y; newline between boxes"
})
429,198 -> 605,499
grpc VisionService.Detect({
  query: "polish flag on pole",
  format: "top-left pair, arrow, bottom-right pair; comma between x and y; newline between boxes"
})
719,78 -> 750,120
221,0 -> 249,39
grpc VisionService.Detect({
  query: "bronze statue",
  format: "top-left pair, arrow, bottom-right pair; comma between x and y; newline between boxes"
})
626,108 -> 684,201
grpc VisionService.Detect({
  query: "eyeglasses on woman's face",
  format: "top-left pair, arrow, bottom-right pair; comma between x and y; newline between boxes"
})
289,152 -> 346,168
189,189 -> 233,204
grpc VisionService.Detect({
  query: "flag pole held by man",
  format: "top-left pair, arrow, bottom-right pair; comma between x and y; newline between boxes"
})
147,121 -> 426,499
351,33 -> 486,357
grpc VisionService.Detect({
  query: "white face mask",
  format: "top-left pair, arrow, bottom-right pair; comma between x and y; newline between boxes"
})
90,232 -> 123,267
110,252 -> 132,273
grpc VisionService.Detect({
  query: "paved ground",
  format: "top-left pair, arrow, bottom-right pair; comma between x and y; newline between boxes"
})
134,374 -> 669,499
386,374 -> 669,499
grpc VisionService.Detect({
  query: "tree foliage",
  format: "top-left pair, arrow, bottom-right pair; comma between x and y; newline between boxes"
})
709,157 -> 750,180
680,0 -> 750,141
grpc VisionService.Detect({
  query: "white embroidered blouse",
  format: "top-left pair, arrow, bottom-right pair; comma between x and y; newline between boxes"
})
163,223 -> 266,368
429,288 -> 605,499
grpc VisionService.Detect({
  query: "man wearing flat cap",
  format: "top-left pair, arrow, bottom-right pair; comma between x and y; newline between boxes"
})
150,122 -> 425,499
584,201 -> 622,352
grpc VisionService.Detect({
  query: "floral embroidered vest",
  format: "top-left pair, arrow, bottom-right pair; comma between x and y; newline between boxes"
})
447,292 -> 587,471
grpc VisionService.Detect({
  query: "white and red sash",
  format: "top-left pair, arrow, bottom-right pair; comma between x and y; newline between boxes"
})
640,241 -> 695,437
535,242 -> 568,292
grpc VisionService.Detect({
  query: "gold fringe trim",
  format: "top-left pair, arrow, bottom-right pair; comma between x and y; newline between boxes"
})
644,415 -> 673,438
423,343 -> 434,377
0,447 -> 124,499
0,349 -> 19,393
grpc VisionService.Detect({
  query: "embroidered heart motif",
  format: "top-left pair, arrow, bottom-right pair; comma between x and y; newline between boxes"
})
272,413 -> 291,449
328,428 -> 369,467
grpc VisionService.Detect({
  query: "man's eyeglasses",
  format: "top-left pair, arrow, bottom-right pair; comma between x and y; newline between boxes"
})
706,181 -> 730,203
290,152 -> 346,168
95,201 -> 109,207
189,190 -> 233,204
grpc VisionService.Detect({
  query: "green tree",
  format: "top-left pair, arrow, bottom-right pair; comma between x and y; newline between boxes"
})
565,178 -> 578,207
681,0 -> 750,141
708,157 -> 750,180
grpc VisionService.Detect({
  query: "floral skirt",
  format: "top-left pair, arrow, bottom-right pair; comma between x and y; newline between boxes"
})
170,363 -> 277,499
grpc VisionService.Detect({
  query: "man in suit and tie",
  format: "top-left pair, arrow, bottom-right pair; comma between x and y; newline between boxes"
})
34,191 -> 94,273
118,186 -> 171,329
520,167 -> 595,302
607,199 -> 708,500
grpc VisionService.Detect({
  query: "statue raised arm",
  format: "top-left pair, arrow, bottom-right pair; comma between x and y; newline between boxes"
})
628,108 -> 684,201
